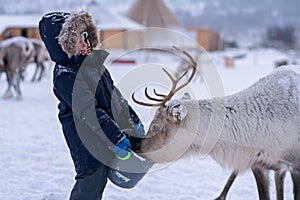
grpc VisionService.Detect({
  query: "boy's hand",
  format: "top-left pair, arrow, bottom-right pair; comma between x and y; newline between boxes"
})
111,138 -> 132,160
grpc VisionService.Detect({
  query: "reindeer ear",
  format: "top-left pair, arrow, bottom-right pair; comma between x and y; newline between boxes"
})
181,92 -> 191,100
166,100 -> 187,123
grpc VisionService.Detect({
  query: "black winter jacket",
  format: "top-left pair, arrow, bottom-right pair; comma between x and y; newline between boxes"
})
39,12 -> 141,173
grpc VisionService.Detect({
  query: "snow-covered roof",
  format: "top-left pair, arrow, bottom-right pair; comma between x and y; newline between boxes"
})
0,6 -> 143,34
84,1 -> 144,30
95,13 -> 144,30
0,14 -> 43,33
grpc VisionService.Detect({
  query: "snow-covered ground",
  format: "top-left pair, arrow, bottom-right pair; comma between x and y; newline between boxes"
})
0,47 -> 298,200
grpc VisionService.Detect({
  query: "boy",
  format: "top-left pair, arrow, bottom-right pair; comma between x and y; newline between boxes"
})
39,11 -> 145,199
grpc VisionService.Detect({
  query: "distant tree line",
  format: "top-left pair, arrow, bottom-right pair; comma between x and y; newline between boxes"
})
263,25 -> 298,49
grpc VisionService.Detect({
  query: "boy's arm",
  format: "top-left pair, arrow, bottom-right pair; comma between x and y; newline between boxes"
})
55,73 -> 125,146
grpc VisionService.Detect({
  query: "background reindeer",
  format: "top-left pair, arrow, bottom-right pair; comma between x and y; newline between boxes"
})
29,38 -> 51,82
0,37 -> 34,99
132,47 -> 300,199
175,50 -> 203,82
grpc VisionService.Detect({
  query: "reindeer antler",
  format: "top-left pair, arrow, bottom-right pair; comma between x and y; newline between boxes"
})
132,46 -> 197,107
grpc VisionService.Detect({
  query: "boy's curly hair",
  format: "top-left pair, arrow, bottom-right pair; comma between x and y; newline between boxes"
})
58,10 -> 99,57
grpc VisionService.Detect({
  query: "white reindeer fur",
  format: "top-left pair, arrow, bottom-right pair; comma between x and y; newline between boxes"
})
140,65 -> 300,173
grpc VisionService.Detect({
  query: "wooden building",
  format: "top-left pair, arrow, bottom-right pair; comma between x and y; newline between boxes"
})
86,0 -> 143,49
100,29 -> 142,50
0,6 -> 222,52
0,10 -> 143,50
0,15 -> 42,41
187,27 -> 222,52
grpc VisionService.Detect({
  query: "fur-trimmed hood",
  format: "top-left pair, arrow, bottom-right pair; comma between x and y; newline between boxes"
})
58,11 -> 99,57
39,12 -> 84,66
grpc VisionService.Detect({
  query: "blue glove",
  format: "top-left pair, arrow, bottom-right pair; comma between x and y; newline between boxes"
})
134,122 -> 145,138
111,138 -> 132,160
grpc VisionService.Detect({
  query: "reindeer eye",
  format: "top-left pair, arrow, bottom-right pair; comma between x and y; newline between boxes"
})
151,124 -> 161,134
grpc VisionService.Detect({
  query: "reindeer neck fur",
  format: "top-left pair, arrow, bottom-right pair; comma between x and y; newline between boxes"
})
178,66 -> 300,171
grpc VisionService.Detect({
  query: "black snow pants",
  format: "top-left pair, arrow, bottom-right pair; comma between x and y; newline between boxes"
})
69,164 -> 108,200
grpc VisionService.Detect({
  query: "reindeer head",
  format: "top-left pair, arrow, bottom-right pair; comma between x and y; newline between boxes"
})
132,47 -> 197,163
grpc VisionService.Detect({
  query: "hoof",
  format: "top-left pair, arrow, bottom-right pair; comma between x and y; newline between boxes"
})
16,94 -> 23,101
215,196 -> 225,200
3,91 -> 13,99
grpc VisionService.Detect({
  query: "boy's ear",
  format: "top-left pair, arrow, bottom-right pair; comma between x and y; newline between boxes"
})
166,100 -> 187,124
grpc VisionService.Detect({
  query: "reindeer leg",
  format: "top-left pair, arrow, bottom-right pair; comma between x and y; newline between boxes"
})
31,63 -> 39,82
16,74 -> 22,100
252,167 -> 270,200
3,71 -> 13,99
275,170 -> 286,200
291,168 -> 300,200
12,72 -> 22,100
38,62 -> 45,81
215,171 -> 238,200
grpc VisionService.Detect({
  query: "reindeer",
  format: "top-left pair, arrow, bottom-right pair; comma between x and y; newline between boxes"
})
275,60 -> 289,69
0,37 -> 34,99
29,38 -> 50,82
175,51 -> 203,82
132,47 -> 300,199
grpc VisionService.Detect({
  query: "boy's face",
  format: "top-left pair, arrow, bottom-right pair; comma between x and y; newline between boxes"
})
76,32 -> 89,56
